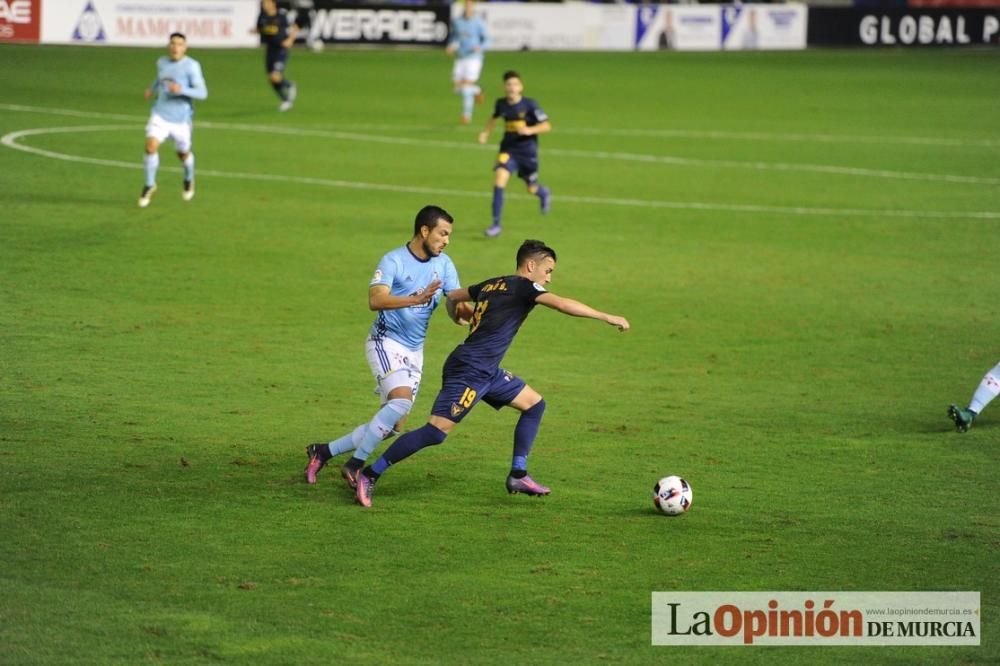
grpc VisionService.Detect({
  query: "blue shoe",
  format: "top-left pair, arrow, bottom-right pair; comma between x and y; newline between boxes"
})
538,187 -> 551,215
484,224 -> 502,238
948,404 -> 976,433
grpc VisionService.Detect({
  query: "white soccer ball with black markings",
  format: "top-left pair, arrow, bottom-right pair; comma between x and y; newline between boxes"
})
653,475 -> 692,516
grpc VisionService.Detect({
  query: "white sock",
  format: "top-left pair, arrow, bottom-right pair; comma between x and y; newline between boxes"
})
143,152 -> 159,187
969,363 -> 1000,414
182,153 -> 194,182
461,86 -> 475,118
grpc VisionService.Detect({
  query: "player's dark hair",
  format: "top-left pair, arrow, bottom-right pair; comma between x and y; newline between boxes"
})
414,205 -> 453,236
516,240 -> 556,267
169,32 -> 186,42
503,70 -> 521,82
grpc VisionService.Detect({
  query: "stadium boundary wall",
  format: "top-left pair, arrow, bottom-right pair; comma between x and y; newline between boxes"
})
4,1 -> 995,49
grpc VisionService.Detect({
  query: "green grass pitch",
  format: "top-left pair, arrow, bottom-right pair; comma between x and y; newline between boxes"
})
1,43 -> 998,663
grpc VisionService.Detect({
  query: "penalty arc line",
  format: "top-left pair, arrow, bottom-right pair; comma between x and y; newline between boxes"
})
3,124 -> 999,221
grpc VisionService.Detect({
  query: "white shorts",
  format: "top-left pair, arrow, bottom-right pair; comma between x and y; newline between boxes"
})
366,336 -> 423,403
145,113 -> 193,153
452,55 -> 483,84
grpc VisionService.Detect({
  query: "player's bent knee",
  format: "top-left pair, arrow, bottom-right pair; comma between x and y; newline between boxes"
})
387,398 -> 413,415
386,398 -> 413,438
525,398 -> 546,418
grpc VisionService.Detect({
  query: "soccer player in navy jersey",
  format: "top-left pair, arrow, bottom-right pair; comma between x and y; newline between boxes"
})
354,240 -> 629,508
303,206 -> 470,487
253,0 -> 299,111
478,70 -> 552,238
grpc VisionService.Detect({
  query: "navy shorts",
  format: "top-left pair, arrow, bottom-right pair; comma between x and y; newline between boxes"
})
431,365 -> 526,423
495,151 -> 539,185
265,47 -> 289,75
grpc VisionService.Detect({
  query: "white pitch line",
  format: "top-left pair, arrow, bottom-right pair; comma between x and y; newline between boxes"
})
4,124 -> 999,220
557,127 -> 1000,149
3,102 -> 997,148
2,102 -> 997,186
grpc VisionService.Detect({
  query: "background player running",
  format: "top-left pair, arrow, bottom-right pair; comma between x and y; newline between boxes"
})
478,70 -> 552,238
253,0 -> 299,112
139,32 -> 207,208
446,0 -> 489,125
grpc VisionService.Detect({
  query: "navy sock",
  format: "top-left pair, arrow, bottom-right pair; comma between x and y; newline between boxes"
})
271,80 -> 287,100
369,423 -> 448,477
512,399 -> 545,472
491,186 -> 505,225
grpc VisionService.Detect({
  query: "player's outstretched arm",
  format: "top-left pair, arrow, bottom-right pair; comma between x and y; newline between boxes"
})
535,292 -> 629,332
368,281 -> 443,311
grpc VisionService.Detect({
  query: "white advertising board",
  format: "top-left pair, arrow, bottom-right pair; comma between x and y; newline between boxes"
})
461,1 -> 633,52
41,0 -> 259,47
722,3 -> 807,50
635,5 -> 722,51
634,3 -> 808,51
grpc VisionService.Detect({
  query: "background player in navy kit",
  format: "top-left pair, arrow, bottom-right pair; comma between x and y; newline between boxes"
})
478,71 -> 552,238
253,0 -> 298,111
355,240 -> 630,508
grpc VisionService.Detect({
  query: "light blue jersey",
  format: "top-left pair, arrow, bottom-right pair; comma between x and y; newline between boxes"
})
448,14 -> 489,59
149,56 -> 207,124
369,245 -> 461,351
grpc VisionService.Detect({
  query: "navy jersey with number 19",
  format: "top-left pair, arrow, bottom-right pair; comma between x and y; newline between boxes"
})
445,275 -> 546,376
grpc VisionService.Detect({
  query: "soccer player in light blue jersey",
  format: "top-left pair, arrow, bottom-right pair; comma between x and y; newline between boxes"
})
948,361 -> 1000,432
139,32 -> 208,208
304,206 -> 470,487
447,0 -> 489,125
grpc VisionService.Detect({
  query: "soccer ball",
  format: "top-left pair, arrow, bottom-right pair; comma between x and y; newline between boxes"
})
653,475 -> 692,516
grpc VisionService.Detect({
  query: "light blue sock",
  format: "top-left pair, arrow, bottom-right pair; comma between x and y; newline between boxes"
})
354,398 -> 412,462
182,153 -> 194,181
143,152 -> 159,187
461,86 -> 475,119
327,424 -> 366,457
969,363 -> 1000,413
